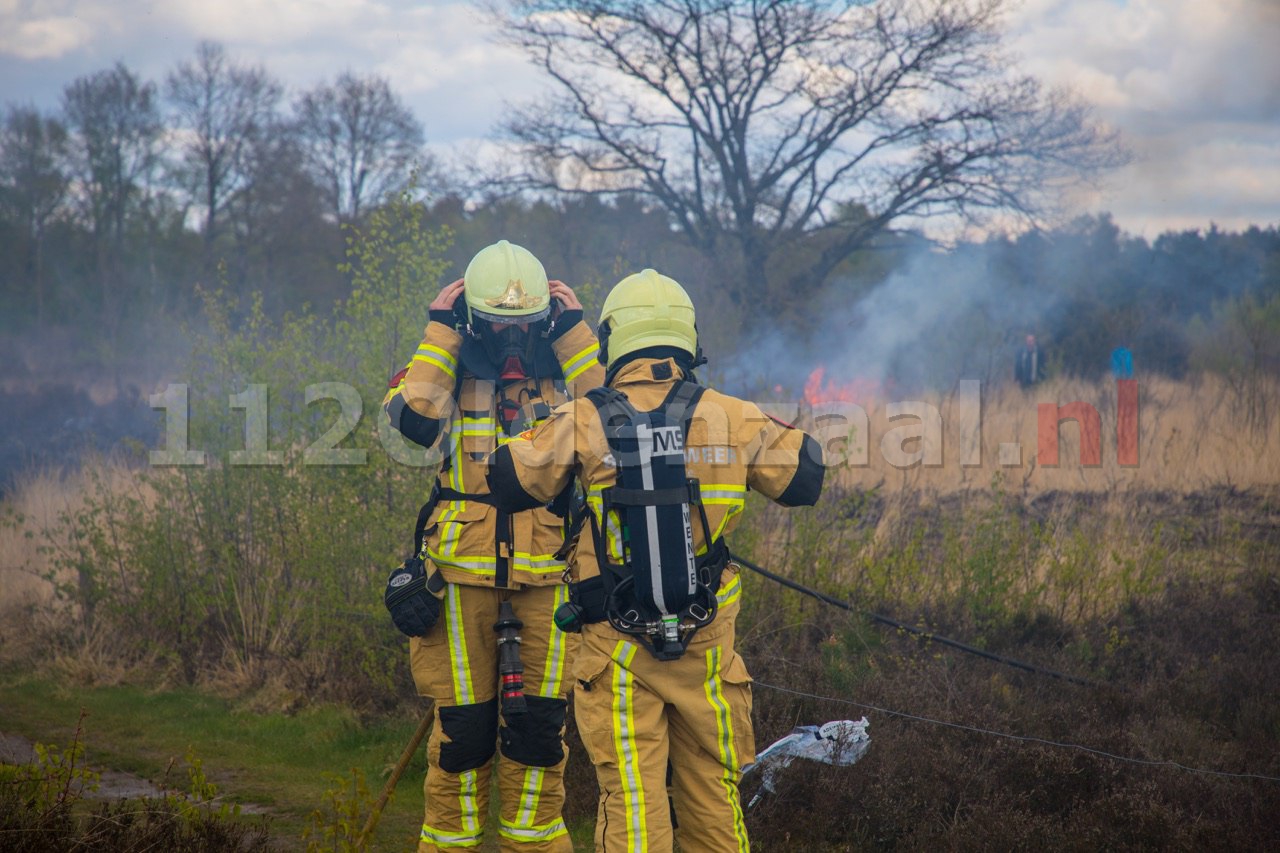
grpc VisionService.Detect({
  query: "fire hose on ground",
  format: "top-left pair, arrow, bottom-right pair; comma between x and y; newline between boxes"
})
360,552 -> 1097,843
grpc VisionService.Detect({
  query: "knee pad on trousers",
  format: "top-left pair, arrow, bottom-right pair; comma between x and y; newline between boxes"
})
499,695 -> 567,767
438,698 -> 499,773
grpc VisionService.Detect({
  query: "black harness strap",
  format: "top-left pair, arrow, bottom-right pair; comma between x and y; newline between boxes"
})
495,507 -> 512,588
436,487 -> 498,506
607,483 -> 697,507
574,379 -> 729,634
410,484 -> 446,595
433,487 -> 516,588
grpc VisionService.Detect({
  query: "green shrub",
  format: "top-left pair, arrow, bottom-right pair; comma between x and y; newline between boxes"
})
38,189 -> 452,705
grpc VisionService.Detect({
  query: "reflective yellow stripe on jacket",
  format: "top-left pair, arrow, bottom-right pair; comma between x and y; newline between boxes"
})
413,343 -> 458,379
560,342 -> 601,383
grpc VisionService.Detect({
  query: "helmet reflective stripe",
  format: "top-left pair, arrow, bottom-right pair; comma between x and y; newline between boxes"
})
463,240 -> 550,324
599,268 -> 697,368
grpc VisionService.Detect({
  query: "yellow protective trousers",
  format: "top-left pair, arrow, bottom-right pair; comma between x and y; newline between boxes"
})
409,582 -> 577,852
571,598 -> 755,853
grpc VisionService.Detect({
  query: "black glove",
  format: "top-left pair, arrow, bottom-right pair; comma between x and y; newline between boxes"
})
548,309 -> 582,341
384,556 -> 441,637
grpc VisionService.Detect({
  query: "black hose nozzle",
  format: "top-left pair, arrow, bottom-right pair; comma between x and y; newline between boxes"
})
494,600 -> 527,716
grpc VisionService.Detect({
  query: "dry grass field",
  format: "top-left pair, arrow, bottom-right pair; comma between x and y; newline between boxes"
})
2,373 -> 1278,850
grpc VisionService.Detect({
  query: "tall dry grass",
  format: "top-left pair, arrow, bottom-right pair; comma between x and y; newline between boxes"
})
791,372 -> 1280,494
0,460 -> 158,679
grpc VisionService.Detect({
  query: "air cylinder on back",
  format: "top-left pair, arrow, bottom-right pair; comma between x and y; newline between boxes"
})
612,412 -> 697,620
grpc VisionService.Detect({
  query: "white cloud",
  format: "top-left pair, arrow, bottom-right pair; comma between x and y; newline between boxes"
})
0,14 -> 92,59
157,0 -> 373,44
1008,0 -> 1280,232
0,3 -> 96,58
1,0 -> 1276,235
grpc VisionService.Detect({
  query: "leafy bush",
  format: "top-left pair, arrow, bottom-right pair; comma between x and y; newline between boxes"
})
36,190 -> 451,706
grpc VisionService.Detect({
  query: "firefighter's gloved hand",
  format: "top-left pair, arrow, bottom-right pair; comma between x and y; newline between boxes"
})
429,308 -> 456,327
548,309 -> 582,340
384,556 -> 441,637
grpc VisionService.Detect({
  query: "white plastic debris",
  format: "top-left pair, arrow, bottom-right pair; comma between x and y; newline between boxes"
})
744,718 -> 871,809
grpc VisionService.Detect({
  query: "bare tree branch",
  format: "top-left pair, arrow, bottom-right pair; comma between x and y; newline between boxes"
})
293,72 -> 425,223
166,41 -> 283,255
494,0 -> 1125,310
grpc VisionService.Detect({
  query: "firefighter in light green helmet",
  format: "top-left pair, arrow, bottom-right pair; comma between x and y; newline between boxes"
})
381,240 -> 603,852
487,268 -> 827,852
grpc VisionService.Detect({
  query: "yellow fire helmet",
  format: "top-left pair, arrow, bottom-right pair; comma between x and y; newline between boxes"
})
598,268 -> 698,368
463,240 -> 551,326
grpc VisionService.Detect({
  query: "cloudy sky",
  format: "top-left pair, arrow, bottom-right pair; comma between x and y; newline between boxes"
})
1,0 -> 1277,239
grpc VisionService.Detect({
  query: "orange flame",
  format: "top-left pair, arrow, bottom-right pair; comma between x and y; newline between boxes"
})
803,365 -> 888,407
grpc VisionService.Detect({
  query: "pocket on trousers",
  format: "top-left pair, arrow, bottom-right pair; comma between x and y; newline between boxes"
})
409,632 -> 449,698
717,650 -> 756,767
571,642 -> 612,690
719,650 -> 753,686
569,645 -> 616,767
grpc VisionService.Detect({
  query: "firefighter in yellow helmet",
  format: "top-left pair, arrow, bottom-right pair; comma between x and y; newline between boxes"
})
381,240 -> 603,852
486,269 -> 826,852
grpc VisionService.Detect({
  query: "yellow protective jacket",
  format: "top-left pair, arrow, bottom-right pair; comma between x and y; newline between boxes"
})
487,357 -> 825,589
383,318 -> 604,589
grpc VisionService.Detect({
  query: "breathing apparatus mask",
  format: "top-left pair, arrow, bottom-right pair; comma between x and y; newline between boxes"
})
472,309 -> 551,380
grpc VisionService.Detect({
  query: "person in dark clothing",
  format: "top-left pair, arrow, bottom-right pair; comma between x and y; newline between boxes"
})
1015,333 -> 1045,387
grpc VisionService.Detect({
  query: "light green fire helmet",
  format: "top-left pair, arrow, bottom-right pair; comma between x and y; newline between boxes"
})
598,268 -> 698,369
463,240 -> 551,326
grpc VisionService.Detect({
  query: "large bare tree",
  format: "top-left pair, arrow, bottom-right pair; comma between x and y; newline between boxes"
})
62,62 -> 161,320
0,106 -> 69,326
293,72 -> 424,224
166,41 -> 282,256
498,0 -> 1124,309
